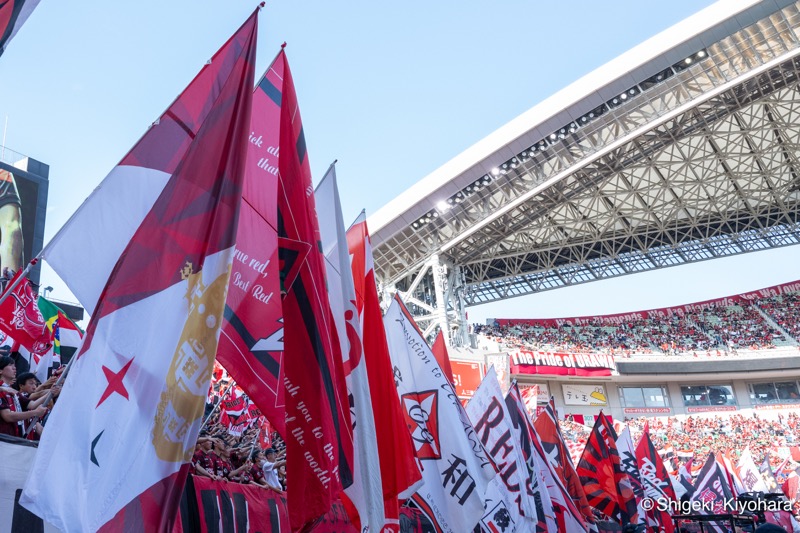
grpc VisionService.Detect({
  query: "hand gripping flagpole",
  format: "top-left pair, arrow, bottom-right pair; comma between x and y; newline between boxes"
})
24,348 -> 77,436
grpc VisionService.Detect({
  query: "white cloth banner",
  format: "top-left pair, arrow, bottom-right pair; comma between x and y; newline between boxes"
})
384,298 -> 499,533
0,437 -> 59,532
737,448 -> 768,493
466,367 -> 535,531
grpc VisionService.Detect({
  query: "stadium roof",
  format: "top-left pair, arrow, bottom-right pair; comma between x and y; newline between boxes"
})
367,0 -> 800,341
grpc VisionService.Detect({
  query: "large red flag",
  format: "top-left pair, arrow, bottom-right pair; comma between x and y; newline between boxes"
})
635,428 -> 676,533
276,49 -> 354,530
0,269 -> 52,356
21,10 -> 258,532
347,215 -> 422,530
216,50 -> 286,435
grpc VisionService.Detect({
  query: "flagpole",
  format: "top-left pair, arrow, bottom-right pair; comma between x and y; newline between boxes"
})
247,421 -> 262,458
24,347 -> 76,436
201,381 -> 233,430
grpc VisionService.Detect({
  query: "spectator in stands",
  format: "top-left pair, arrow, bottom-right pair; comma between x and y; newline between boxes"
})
260,447 -> 286,492
192,438 -> 218,480
0,356 -> 46,438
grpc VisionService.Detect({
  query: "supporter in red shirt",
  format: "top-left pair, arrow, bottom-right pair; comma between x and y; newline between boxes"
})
192,438 -> 217,480
0,356 -> 46,438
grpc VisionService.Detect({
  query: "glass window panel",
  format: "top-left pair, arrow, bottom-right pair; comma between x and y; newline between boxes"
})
775,382 -> 800,401
643,387 -> 668,407
620,387 -> 646,408
681,386 -> 708,406
751,382 -> 777,404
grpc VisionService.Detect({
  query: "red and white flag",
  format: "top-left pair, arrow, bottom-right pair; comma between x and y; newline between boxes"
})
0,270 -> 52,356
384,296 -> 500,533
736,448 -> 768,493
431,330 -> 454,384
316,165 -> 384,531
0,0 -> 40,57
21,10 -> 258,532
347,216 -> 422,530
216,50 -> 286,436
635,427 -> 676,533
275,48 -> 354,530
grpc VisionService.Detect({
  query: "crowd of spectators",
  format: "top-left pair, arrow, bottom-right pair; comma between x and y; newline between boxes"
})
0,354 -> 62,440
560,412 -> 800,472
476,290 -> 800,356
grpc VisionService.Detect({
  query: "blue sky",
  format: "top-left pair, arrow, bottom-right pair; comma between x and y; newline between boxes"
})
3,0 -> 797,323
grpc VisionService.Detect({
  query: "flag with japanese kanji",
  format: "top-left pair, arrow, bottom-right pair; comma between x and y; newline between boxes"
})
690,453 -> 735,533
384,296 -> 500,533
0,269 -> 52,357
347,215 -> 421,531
21,9 -> 258,532
276,48 -> 354,530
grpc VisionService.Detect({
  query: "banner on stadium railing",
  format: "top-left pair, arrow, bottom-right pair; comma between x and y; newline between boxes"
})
0,437 -> 59,532
685,405 -> 736,413
562,383 -> 608,406
754,403 -> 800,411
623,407 -> 671,415
493,278 -> 800,328
179,475 -> 290,533
510,350 -> 616,377
451,360 -> 484,399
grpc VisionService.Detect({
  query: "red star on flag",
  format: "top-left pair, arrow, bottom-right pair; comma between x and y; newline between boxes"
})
96,359 -> 133,408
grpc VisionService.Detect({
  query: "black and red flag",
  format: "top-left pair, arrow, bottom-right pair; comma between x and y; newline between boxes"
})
0,0 -> 39,57
689,453 -> 735,533
576,411 -> 637,524
276,48 -> 354,530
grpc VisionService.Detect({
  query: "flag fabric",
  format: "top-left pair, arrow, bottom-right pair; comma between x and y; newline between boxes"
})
275,48 -> 354,530
384,296 -> 499,533
576,413 -> 636,524
736,448 -> 768,493
0,270 -> 52,356
466,368 -> 537,531
690,453 -> 735,533
20,10 -> 258,532
533,398 -> 595,528
506,384 -> 587,532
0,0 -> 40,57
431,330 -> 454,384
676,457 -> 695,500
216,50 -> 286,436
26,296 -> 82,382
716,451 -> 745,497
316,165 -> 383,532
635,429 -> 676,533
347,215 -> 421,530
615,427 -> 646,525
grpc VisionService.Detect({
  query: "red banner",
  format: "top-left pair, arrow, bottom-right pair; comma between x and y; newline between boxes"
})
623,407 -> 671,415
510,350 -> 615,377
686,406 -> 736,413
216,52 -> 286,435
186,475 -> 289,533
494,278 -> 800,328
307,501 -> 358,532
451,360 -> 483,399
0,271 -> 52,356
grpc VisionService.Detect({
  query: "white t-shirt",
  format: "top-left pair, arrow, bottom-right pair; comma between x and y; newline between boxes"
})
262,460 -> 280,488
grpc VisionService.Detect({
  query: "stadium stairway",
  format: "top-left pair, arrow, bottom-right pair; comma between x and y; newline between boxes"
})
753,304 -> 799,346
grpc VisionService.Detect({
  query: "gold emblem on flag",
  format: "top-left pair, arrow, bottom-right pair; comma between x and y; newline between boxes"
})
152,261 -> 229,462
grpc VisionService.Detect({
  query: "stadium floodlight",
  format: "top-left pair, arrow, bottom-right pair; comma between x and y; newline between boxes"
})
491,168 -> 500,176
437,200 -> 450,212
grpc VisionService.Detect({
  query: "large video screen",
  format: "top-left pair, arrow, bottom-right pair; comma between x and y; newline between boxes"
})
0,159 -> 48,285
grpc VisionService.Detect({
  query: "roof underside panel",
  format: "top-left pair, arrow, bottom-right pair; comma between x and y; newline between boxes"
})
371,1 -> 800,306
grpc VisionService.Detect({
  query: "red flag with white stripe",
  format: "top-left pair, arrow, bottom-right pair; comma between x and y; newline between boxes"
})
347,215 -> 422,530
21,10 -> 258,532
0,0 -> 40,57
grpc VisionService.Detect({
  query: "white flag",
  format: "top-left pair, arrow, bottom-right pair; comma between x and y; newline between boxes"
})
737,448 -> 768,493
384,297 -> 499,533
316,165 -> 384,531
466,367 -> 535,532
